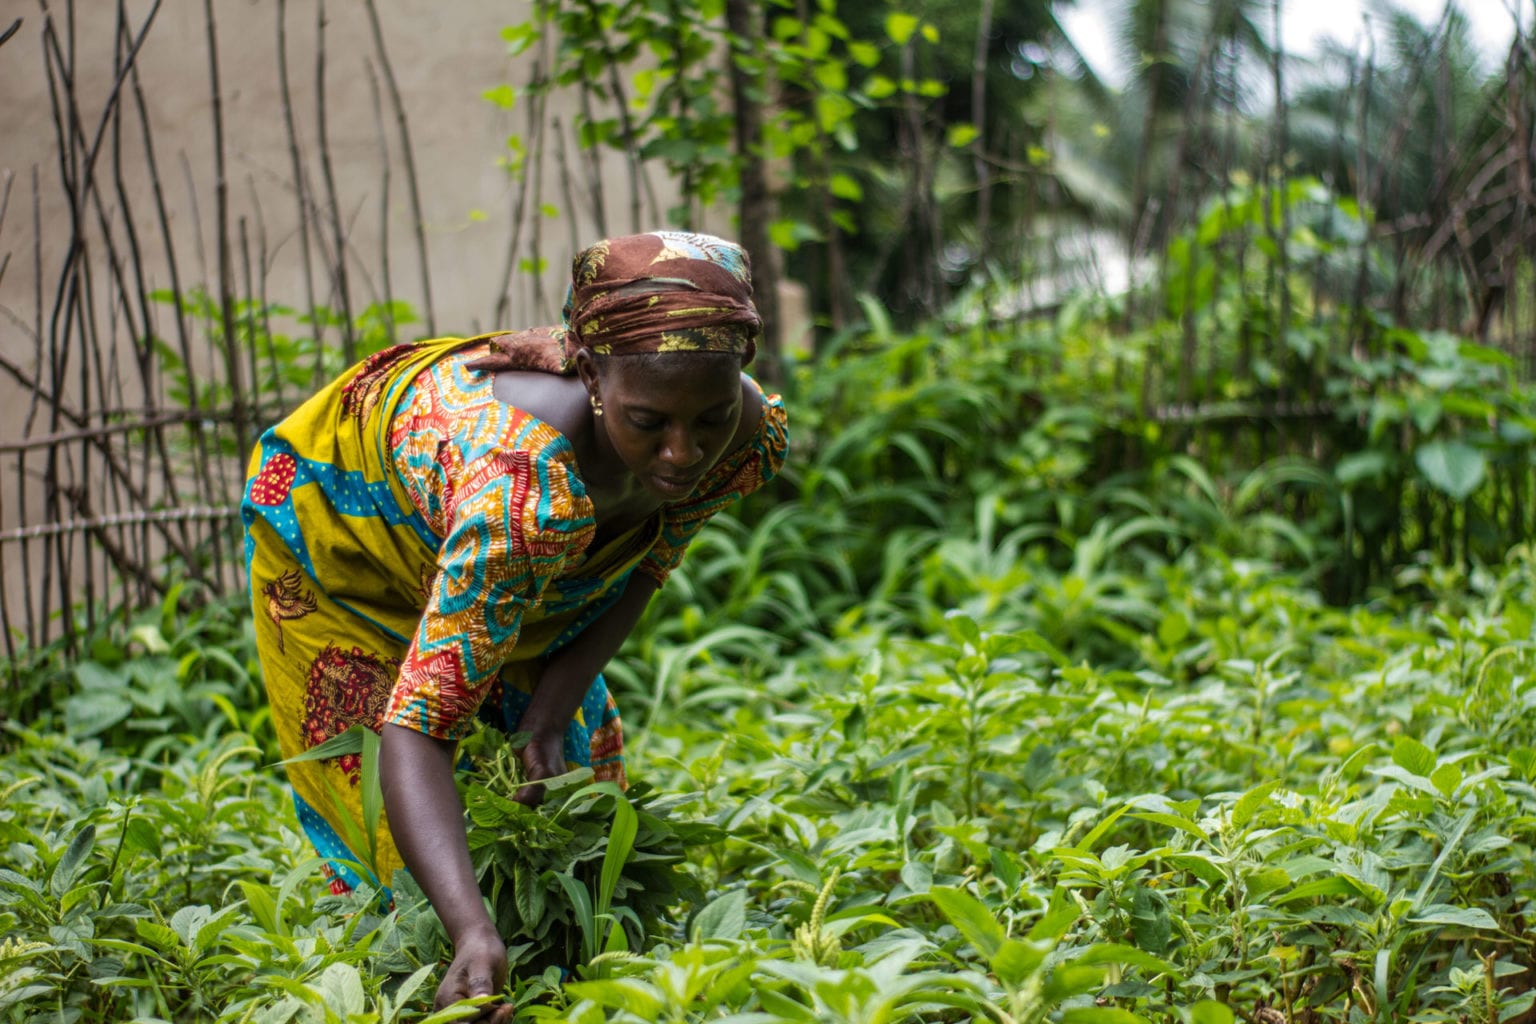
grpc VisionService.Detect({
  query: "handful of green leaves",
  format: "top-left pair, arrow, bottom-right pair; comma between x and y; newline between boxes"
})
394,727 -> 720,975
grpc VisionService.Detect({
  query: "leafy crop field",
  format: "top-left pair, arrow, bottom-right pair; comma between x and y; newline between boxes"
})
5,0 -> 1535,1016
5,534 -> 1535,1022
6,315 -> 1536,1023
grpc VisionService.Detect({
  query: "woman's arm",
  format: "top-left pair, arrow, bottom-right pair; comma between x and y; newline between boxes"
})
380,724 -> 512,1021
514,571 -> 660,804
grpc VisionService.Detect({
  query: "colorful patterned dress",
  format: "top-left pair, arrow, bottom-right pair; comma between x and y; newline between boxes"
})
243,335 -> 788,893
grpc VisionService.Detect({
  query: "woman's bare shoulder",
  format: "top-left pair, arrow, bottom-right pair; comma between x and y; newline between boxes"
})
491,370 -> 590,444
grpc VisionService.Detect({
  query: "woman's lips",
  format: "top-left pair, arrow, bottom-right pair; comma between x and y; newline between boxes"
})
651,473 -> 700,497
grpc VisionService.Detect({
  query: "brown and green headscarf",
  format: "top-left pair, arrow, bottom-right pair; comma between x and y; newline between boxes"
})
469,231 -> 761,375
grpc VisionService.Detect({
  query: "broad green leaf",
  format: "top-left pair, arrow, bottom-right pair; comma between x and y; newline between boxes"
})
946,124 -> 979,148
1429,761 -> 1462,798
691,888 -> 747,942
1337,742 -> 1379,780
1232,781 -> 1281,829
991,937 -> 1046,986
514,860 -> 544,931
135,919 -> 180,950
829,173 -> 863,202
929,886 -> 1005,959
602,910 -> 630,954
1414,441 -> 1485,501
757,986 -> 818,1021
1059,1009 -> 1147,1023
564,978 -> 664,1017
1412,809 -> 1475,910
391,964 -> 438,1017
481,84 -> 517,109
1246,866 -> 1291,900
900,860 -> 932,894
552,870 -> 595,954
170,905 -> 209,946
1127,811 -> 1209,843
1273,876 -> 1365,903
74,660 -> 126,690
1392,735 -> 1436,777
1045,963 -> 1111,1002
991,847 -> 1022,892
194,906 -> 240,956
1028,887 -> 1080,942
943,609 -> 982,646
1130,885 -> 1172,952
64,692 -> 132,737
1369,764 -> 1441,797
50,825 -> 95,899
1072,942 -> 1177,976
1409,904 -> 1499,930
316,962 -> 365,1016
238,881 -> 279,935
885,12 -> 919,45
848,41 -> 880,67
1188,1001 -> 1236,1024
1336,451 -> 1390,486
538,766 -> 595,794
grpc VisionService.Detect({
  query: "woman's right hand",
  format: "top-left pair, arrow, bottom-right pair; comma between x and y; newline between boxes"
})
380,725 -> 515,1022
434,925 -> 514,1023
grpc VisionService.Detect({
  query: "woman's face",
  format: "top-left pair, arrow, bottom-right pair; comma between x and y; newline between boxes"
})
586,352 -> 743,502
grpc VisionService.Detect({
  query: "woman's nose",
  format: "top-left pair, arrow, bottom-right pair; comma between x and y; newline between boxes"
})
660,427 -> 703,468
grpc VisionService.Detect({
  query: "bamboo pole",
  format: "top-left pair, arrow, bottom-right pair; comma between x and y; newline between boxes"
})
362,0 -> 435,336
313,0 -> 356,364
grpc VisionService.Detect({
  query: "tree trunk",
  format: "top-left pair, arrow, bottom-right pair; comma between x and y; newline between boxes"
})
725,0 -> 781,384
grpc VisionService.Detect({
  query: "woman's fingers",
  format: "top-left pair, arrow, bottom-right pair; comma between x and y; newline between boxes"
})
435,932 -> 511,1016
513,733 -> 568,806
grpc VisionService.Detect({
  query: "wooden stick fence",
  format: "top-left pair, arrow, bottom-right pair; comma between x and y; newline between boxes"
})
2,0 -> 1533,663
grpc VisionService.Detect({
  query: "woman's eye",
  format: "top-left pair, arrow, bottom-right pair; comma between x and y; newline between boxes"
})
630,418 -> 663,431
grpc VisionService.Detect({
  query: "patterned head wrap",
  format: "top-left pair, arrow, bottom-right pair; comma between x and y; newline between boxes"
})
468,231 -> 760,376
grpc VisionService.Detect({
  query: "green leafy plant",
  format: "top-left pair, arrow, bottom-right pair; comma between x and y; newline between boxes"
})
395,728 -> 722,978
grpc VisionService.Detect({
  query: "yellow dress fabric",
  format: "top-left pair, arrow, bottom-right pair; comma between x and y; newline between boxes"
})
243,335 -> 789,888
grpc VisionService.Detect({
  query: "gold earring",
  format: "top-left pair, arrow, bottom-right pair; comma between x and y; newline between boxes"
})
589,394 -> 604,417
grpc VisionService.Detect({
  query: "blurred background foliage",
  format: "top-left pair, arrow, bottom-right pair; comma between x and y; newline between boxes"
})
9,0 -> 1531,715
3,0 -> 1533,661
5,2 -> 1536,1020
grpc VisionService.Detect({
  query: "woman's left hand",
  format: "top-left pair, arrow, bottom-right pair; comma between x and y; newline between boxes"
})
514,730 -> 568,806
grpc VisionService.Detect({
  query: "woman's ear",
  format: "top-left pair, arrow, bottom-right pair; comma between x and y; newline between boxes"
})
572,347 -> 600,398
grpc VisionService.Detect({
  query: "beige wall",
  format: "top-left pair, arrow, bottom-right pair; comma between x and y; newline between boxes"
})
0,0 -> 664,346
0,0 -> 686,649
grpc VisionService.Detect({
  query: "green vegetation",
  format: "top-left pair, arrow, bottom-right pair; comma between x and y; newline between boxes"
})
5,0 -> 1535,1019
6,301 -> 1536,1021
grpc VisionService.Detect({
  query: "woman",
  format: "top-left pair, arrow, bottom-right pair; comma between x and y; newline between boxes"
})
243,232 -> 788,1017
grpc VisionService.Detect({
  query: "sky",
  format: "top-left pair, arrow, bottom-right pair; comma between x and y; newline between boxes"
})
1056,0 -> 1526,88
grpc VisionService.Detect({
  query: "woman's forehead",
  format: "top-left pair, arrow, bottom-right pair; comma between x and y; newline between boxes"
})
603,353 -> 740,403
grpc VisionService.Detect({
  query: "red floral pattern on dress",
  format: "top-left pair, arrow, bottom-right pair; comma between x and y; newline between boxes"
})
249,453 -> 298,506
302,644 -> 399,783
341,344 -> 414,423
